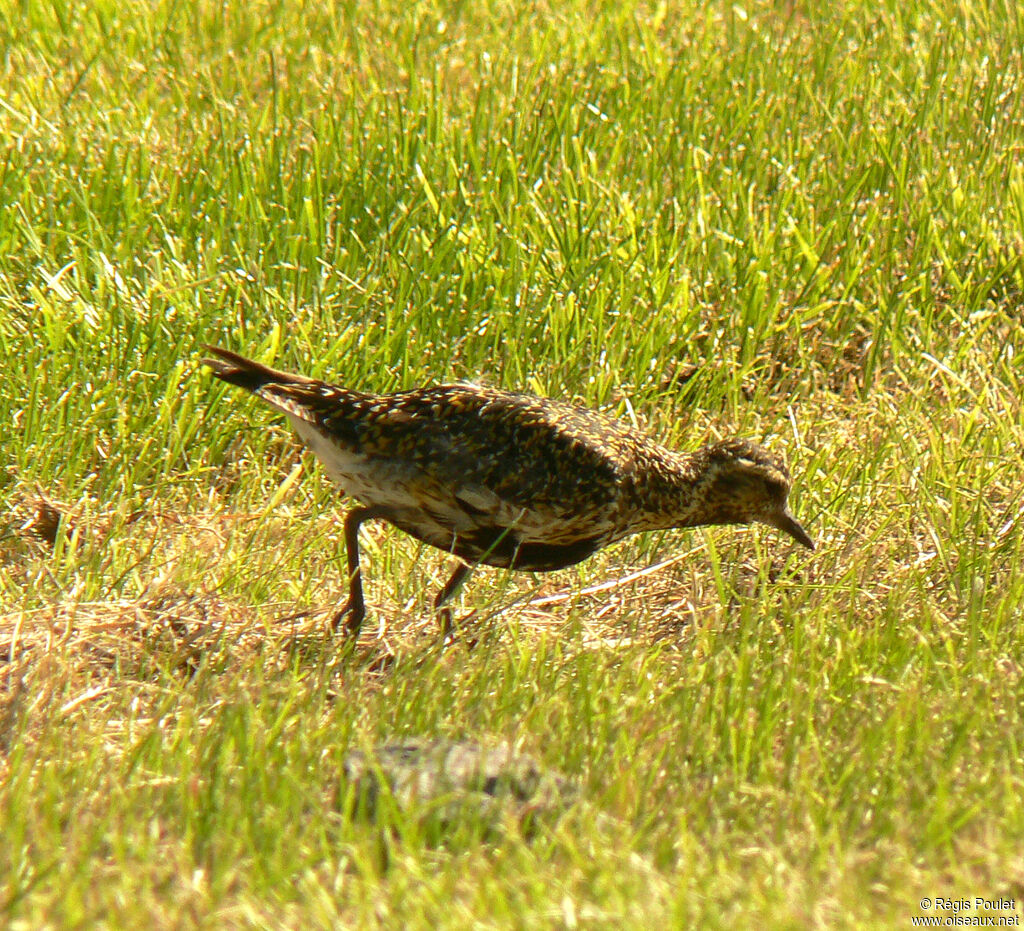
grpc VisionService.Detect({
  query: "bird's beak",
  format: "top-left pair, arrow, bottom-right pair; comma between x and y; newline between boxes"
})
766,509 -> 815,550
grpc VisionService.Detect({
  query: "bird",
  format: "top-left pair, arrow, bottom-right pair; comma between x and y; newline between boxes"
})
202,346 -> 814,636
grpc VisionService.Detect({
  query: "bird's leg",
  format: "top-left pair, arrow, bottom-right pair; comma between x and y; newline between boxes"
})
333,506 -> 390,636
434,562 -> 472,638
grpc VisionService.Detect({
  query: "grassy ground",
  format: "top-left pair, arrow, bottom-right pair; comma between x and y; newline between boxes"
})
3,0 -> 1024,926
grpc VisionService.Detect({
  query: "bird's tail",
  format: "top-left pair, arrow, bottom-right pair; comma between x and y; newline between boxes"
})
202,346 -> 314,392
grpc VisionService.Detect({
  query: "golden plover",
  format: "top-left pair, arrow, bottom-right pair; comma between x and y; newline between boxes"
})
203,346 -> 814,635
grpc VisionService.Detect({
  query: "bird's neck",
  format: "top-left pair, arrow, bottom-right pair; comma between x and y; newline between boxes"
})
624,446 -> 717,533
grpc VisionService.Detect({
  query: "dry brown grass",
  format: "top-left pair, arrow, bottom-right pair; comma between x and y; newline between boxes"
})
2,505 -> 718,686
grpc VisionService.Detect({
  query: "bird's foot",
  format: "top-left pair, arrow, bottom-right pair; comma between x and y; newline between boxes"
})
436,607 -> 480,652
332,599 -> 365,637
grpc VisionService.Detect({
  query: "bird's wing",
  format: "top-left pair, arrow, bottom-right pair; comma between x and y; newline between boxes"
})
371,390 -> 629,543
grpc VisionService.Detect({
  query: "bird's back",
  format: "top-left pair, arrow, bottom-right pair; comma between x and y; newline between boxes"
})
350,384 -> 632,507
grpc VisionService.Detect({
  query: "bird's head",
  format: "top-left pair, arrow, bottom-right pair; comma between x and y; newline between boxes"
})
696,439 -> 814,549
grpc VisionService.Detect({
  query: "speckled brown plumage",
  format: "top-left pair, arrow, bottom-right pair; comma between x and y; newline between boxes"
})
203,346 -> 814,635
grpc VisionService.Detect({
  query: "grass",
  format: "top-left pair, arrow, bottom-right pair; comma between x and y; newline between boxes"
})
2,0 -> 1024,925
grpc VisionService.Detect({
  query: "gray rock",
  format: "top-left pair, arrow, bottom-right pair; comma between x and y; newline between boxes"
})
343,738 -> 576,824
